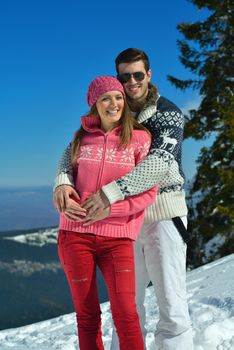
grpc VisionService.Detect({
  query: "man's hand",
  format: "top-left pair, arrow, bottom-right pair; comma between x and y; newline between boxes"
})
53,185 -> 80,212
63,198 -> 87,221
82,190 -> 110,218
82,206 -> 110,226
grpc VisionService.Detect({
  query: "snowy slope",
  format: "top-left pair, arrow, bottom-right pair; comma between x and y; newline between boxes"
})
0,254 -> 233,350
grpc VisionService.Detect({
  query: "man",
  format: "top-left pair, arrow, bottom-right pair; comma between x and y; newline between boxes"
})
54,48 -> 193,350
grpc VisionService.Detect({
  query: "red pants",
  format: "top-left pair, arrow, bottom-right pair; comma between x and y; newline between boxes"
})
58,230 -> 144,350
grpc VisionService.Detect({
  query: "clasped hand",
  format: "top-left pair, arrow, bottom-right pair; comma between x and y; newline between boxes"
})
53,185 -> 110,226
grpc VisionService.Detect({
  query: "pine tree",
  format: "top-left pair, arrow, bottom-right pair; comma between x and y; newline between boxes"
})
168,0 -> 234,265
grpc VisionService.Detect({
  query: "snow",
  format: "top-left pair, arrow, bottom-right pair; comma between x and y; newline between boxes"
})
0,253 -> 233,350
0,259 -> 61,276
3,228 -> 58,247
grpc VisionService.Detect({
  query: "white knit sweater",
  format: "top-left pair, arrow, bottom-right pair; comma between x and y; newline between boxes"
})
54,86 -> 188,222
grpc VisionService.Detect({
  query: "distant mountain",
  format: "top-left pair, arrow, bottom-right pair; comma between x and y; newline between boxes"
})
1,254 -> 234,349
0,227 -> 108,330
0,186 -> 59,231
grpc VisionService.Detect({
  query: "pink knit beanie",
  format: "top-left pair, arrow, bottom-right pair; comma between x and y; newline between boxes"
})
87,76 -> 125,108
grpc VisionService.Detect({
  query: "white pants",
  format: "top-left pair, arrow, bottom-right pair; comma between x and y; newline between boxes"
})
110,218 -> 193,350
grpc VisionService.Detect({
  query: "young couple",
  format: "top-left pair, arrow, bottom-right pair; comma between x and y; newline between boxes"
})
54,48 -> 194,350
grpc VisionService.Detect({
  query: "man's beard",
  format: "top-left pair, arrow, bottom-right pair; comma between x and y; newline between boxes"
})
126,95 -> 147,113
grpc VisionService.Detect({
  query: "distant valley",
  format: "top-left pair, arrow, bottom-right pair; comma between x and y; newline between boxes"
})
0,187 -> 108,330
0,186 -> 59,231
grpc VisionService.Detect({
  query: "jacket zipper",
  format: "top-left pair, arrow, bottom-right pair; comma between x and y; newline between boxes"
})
96,133 -> 108,191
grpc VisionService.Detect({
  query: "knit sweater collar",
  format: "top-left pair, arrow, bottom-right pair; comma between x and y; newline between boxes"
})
81,115 -> 101,132
137,82 -> 160,123
81,115 -> 121,134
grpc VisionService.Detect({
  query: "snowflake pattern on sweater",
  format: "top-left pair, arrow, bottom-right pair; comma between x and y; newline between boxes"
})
113,95 -> 186,197
54,84 -> 188,220
77,143 -> 150,166
55,96 -> 185,196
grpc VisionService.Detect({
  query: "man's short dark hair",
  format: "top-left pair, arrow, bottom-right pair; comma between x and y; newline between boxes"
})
115,48 -> 150,73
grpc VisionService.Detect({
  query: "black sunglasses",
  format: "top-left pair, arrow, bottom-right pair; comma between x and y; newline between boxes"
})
117,71 -> 145,83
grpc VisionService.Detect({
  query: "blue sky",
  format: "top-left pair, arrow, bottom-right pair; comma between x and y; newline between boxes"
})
0,0 -> 210,188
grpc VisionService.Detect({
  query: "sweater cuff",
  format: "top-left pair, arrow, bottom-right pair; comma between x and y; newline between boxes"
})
53,173 -> 75,192
109,202 -> 126,217
102,182 -> 125,205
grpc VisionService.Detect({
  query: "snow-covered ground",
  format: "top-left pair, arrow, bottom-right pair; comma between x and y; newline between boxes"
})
0,253 -> 233,350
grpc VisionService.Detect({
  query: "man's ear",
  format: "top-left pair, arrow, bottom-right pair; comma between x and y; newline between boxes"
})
147,69 -> 152,81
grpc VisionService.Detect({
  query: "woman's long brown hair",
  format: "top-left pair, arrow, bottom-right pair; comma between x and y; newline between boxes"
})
71,97 -> 150,165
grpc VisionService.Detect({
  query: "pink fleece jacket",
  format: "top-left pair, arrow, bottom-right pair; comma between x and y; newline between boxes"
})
59,115 -> 158,240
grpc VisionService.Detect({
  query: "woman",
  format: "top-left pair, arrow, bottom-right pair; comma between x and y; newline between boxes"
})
57,76 -> 158,350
